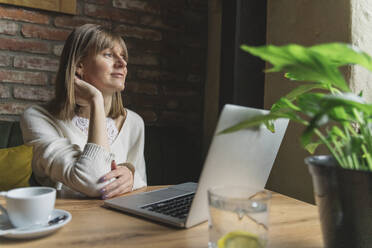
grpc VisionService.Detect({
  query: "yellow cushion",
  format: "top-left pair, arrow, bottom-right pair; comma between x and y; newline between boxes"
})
0,145 -> 33,191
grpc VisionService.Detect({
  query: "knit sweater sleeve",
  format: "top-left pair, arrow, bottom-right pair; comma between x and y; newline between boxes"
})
20,106 -> 113,197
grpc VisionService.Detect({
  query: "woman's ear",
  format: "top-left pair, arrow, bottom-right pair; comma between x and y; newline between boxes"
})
76,63 -> 84,79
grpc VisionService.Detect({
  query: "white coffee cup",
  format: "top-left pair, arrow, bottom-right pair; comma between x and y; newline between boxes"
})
0,187 -> 56,228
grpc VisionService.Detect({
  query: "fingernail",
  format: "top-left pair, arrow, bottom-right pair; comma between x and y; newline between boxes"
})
100,188 -> 106,194
99,177 -> 105,183
102,194 -> 108,200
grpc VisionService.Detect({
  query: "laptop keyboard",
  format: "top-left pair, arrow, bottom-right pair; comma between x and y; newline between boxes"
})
141,193 -> 195,219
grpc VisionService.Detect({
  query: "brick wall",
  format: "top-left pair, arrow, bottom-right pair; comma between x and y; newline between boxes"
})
0,0 -> 207,134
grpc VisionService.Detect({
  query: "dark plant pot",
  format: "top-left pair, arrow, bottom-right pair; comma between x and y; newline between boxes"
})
306,155 -> 372,248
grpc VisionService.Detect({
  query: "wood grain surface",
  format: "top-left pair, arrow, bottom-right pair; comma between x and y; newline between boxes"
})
0,186 -> 323,247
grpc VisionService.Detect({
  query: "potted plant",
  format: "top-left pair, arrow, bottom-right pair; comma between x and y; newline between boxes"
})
221,43 -> 372,248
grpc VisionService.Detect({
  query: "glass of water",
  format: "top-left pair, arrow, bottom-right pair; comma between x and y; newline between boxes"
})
208,186 -> 271,248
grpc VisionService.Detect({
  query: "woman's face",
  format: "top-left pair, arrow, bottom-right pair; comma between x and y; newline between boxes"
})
79,42 -> 127,95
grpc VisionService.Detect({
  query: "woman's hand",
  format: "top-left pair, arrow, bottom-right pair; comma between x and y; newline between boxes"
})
74,75 -> 103,107
100,160 -> 134,199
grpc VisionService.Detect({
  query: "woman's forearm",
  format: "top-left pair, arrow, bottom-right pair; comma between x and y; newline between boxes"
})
87,96 -> 110,151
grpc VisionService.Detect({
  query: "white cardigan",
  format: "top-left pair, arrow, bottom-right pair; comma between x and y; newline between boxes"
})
20,105 -> 147,197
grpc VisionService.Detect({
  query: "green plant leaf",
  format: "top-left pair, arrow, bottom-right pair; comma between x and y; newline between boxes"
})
327,107 -> 353,123
284,83 -> 330,101
270,84 -> 331,113
296,93 -> 325,117
301,128 -> 316,151
310,43 -> 372,71
219,110 -> 301,134
264,119 -> 275,132
330,126 -> 347,140
298,93 -> 372,121
304,141 -> 322,154
234,42 -> 372,171
271,97 -> 301,113
241,44 -> 351,92
218,114 -> 279,134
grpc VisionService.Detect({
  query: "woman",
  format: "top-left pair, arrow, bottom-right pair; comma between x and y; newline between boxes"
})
20,24 -> 147,198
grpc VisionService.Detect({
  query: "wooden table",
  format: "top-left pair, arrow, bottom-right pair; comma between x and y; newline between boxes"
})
0,186 -> 323,247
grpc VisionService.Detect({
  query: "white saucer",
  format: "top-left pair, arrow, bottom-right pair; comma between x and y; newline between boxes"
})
0,209 -> 71,239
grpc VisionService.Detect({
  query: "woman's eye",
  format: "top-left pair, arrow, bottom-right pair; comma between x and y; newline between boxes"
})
104,53 -> 113,57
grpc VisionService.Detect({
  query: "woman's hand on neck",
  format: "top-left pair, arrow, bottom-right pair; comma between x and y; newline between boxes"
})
74,76 -> 111,151
75,76 -> 113,119
77,93 -> 113,119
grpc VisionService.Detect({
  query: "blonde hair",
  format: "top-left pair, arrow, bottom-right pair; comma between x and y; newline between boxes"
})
48,24 -> 128,120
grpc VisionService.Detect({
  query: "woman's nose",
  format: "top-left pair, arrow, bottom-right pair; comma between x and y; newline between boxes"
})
115,56 -> 127,67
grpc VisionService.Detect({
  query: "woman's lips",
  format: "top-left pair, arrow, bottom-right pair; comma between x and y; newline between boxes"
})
111,73 -> 124,78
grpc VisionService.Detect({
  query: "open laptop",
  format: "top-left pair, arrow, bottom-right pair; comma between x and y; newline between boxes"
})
104,104 -> 289,228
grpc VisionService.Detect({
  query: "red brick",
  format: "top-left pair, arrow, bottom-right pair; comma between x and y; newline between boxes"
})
114,0 -> 186,14
0,102 -> 30,115
0,37 -> 50,54
125,39 -> 162,54
187,0 -> 208,11
84,4 -> 138,24
168,96 -> 201,111
0,85 -> 11,98
127,94 -> 199,111
139,15 -> 184,30
14,55 -> 59,72
162,85 -> 198,96
0,54 -> 12,66
136,69 -> 177,82
0,69 -> 47,85
115,25 -> 162,41
125,81 -> 158,95
54,16 -> 111,29
129,54 -> 159,66
166,99 -> 179,110
136,110 -> 157,122
21,24 -> 71,41
160,111 -> 200,125
113,0 -> 161,14
190,63 -> 203,74
50,73 -> 57,85
13,86 -> 54,101
125,94 -> 166,108
0,6 -> 49,24
162,0 -> 187,12
0,20 -> 18,35
139,15 -> 166,29
165,32 -> 203,49
187,74 -> 201,83
53,44 -> 64,56
163,97 -> 202,111
85,0 -> 111,4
